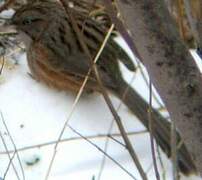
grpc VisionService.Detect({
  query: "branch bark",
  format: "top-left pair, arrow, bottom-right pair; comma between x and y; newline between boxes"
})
114,0 -> 202,175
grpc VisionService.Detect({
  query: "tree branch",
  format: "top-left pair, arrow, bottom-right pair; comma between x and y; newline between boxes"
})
112,0 -> 202,175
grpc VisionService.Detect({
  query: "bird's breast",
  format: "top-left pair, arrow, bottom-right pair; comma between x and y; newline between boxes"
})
27,42 -> 99,93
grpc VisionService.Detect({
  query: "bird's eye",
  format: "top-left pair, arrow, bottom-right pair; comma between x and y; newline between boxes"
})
22,17 -> 33,25
22,17 -> 40,25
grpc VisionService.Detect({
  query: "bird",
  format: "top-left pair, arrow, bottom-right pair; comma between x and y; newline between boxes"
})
9,0 -> 197,175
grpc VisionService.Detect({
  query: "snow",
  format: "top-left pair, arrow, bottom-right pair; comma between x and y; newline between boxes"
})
190,50 -> 202,73
0,23 -> 201,180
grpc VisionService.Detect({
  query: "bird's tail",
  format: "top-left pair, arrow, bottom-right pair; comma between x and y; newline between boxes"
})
112,79 -> 197,175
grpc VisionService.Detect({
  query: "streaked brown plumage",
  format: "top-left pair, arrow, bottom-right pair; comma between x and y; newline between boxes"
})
10,0 -> 197,175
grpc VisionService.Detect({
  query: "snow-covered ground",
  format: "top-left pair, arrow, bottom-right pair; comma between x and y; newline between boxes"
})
0,9 -> 201,180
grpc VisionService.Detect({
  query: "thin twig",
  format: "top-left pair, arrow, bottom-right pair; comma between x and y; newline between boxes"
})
0,111 -> 25,180
67,124 -> 138,180
0,32 -> 18,36
97,73 -> 137,180
0,130 -> 21,180
171,120 -> 179,180
0,55 -> 5,75
97,120 -> 115,180
148,80 -> 160,180
0,130 -> 148,155
137,63 -> 165,109
156,145 -> 167,180
3,151 -> 16,180
93,66 -> 147,180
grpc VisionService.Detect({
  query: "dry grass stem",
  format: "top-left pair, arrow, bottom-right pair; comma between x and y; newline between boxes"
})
0,130 -> 148,155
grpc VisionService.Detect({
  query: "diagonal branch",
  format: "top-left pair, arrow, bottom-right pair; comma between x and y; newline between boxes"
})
112,0 -> 202,175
